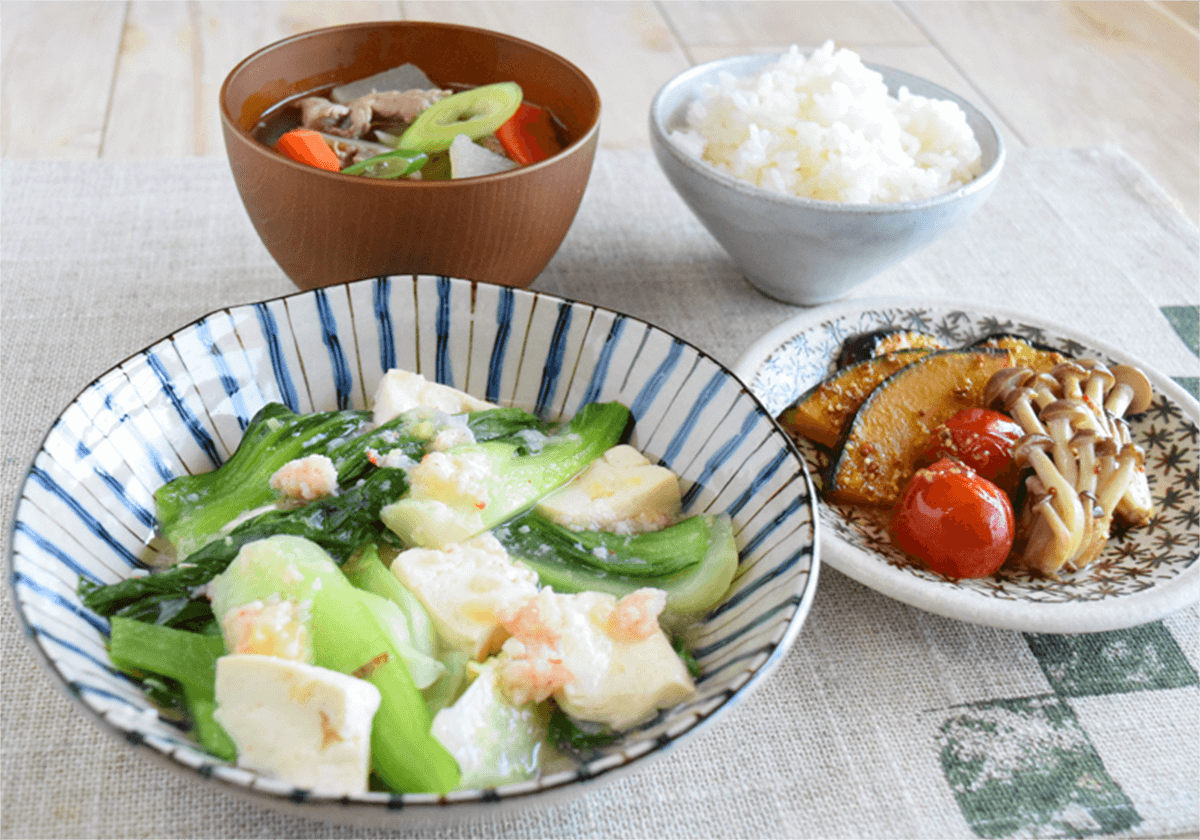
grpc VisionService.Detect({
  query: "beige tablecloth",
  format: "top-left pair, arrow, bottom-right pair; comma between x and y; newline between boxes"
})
2,147 -> 1197,839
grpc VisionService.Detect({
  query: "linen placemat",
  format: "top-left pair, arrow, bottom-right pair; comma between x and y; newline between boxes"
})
2,147 -> 1197,839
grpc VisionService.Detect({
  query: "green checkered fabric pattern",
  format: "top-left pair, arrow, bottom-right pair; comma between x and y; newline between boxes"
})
1163,306 -> 1200,399
944,625 -> 1197,837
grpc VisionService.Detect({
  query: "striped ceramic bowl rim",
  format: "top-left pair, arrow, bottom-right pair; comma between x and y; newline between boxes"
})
7,274 -> 819,824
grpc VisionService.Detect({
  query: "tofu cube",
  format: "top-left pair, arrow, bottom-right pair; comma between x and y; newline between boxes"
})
496,588 -> 695,730
379,446 -> 496,549
536,444 -> 681,534
213,654 -> 381,795
390,534 -> 539,661
371,369 -> 495,426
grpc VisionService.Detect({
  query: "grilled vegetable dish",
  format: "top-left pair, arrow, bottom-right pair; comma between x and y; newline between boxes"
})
778,330 -> 1155,579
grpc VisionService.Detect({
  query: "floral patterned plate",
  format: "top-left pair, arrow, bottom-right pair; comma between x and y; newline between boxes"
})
734,297 -> 1199,633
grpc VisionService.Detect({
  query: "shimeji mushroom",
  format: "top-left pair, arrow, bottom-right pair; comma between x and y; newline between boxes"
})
985,359 -> 1155,576
1009,434 -> 1087,572
1106,365 -> 1156,525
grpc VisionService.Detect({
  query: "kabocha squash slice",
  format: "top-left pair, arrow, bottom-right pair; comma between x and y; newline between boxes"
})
968,333 -> 1065,373
779,349 -> 934,448
825,348 -> 1015,506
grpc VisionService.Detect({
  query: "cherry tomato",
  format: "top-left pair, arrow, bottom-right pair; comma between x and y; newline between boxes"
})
921,408 -> 1023,493
890,458 -> 1015,578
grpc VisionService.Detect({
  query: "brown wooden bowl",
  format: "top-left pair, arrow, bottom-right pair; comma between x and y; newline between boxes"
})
220,21 -> 601,291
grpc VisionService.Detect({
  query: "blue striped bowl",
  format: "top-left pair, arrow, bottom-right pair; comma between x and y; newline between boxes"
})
7,275 -> 819,825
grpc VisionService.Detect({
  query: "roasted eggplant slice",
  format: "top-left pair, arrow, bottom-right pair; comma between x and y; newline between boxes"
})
836,328 -> 946,368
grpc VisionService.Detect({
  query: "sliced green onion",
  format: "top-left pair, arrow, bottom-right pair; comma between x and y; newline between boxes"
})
341,149 -> 429,179
396,82 -> 523,154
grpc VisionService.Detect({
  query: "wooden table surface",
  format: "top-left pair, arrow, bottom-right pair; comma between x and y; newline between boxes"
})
2,1 -> 1196,223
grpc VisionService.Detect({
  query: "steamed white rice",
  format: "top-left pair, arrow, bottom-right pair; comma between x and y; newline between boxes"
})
670,42 -> 983,204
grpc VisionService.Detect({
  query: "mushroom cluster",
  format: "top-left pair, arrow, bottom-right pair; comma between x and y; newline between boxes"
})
984,360 -> 1155,576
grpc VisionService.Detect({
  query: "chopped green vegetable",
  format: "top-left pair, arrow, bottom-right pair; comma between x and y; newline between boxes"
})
208,465 -> 409,558
492,510 -> 738,617
324,410 -> 430,484
81,404 -> 555,629
209,535 -> 460,794
80,467 -> 409,629
381,401 -> 632,549
547,705 -> 622,756
137,674 -> 188,719
332,405 -> 550,484
340,148 -> 428,179
156,404 -> 370,558
422,649 -> 471,717
322,404 -> 550,488
108,617 -> 236,760
464,406 -> 555,451
356,588 -> 445,689
672,635 -> 703,679
342,545 -> 437,655
396,82 -> 523,154
430,662 -> 549,789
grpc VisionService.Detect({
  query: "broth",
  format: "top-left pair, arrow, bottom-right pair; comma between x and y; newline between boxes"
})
252,79 -> 569,179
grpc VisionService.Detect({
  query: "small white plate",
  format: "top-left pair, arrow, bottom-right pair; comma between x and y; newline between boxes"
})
735,297 -> 1199,633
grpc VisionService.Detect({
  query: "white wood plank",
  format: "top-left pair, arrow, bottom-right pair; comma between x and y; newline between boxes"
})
903,0 -> 1199,222
660,0 -> 929,51
1081,0 -> 1198,81
857,45 -> 1025,152
1160,0 -> 1199,30
1,1 -> 126,158
0,0 -> 1194,224
192,0 -> 402,157
402,1 -> 692,149
104,1 -> 196,157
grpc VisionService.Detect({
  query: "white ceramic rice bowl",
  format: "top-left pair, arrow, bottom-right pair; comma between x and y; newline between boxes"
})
7,274 -> 820,827
649,52 -> 1006,305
